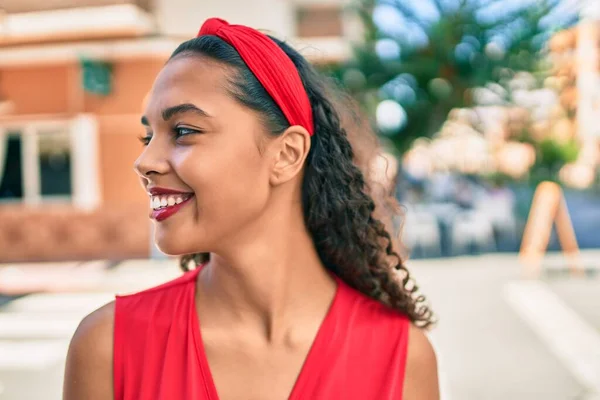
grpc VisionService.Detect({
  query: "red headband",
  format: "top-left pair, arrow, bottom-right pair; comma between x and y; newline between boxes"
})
197,18 -> 314,136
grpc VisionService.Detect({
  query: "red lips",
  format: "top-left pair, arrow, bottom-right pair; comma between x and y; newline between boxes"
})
148,187 -> 193,196
148,187 -> 194,222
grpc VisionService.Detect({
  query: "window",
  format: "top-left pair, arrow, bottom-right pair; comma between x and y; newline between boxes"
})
38,129 -> 73,197
0,117 -> 96,207
0,133 -> 23,200
296,5 -> 343,38
0,126 -> 72,203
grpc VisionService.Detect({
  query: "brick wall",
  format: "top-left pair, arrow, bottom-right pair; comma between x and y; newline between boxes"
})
0,204 -> 149,262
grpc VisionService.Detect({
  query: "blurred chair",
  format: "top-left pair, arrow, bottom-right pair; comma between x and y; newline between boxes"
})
424,202 -> 460,257
402,207 -> 442,258
450,211 -> 496,255
474,191 -> 519,251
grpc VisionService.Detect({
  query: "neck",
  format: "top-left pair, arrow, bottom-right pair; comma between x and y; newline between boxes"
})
195,195 -> 337,343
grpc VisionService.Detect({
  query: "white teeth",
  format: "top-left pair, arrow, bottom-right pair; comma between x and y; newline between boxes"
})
150,194 -> 191,210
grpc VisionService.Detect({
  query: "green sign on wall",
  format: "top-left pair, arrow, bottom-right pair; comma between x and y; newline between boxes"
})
80,58 -> 113,96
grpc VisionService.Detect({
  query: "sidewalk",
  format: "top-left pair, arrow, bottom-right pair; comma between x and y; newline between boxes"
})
409,250 -> 600,400
0,258 -> 181,296
0,251 -> 598,400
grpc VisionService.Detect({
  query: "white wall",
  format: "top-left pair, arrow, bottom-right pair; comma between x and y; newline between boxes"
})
155,0 -> 296,39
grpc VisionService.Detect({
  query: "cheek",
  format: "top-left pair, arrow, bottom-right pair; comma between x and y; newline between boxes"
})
175,145 -> 271,224
213,155 -> 270,217
153,145 -> 271,256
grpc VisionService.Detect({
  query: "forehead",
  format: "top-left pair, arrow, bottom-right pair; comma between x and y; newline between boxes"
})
146,55 -> 232,113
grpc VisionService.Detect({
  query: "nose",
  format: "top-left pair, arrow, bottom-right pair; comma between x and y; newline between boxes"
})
134,137 -> 170,179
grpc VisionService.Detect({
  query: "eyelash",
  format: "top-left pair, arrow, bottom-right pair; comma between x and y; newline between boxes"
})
137,134 -> 150,146
174,126 -> 199,138
138,126 -> 202,146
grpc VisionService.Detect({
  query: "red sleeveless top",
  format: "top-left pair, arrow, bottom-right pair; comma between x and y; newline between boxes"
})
114,267 -> 410,399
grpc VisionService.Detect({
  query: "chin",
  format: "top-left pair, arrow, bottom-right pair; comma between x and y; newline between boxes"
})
154,231 -> 206,256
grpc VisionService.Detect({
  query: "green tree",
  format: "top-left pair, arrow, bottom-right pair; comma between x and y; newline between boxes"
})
330,0 -> 579,152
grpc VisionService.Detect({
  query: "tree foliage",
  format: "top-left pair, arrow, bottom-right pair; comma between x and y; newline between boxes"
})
329,0 -> 580,151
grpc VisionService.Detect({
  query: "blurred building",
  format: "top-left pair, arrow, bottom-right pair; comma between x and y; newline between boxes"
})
549,13 -> 600,170
0,0 -> 356,262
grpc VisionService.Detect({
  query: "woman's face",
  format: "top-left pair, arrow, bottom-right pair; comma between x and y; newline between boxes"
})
135,55 -> 275,255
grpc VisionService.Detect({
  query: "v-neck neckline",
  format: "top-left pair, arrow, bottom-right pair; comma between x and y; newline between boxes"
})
189,267 -> 342,400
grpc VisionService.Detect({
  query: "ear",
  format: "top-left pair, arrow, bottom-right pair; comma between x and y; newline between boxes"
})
270,125 -> 311,186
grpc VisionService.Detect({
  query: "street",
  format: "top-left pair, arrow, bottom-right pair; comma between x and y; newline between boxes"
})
410,252 -> 600,400
0,252 -> 598,400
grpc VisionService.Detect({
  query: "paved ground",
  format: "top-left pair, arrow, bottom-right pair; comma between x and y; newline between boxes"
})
409,252 -> 600,400
0,252 -> 598,400
0,260 -> 180,400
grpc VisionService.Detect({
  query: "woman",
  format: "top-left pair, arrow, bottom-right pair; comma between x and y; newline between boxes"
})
64,18 -> 438,400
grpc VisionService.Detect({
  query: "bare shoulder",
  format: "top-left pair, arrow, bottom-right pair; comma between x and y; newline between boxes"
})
403,324 -> 440,400
63,301 -> 115,400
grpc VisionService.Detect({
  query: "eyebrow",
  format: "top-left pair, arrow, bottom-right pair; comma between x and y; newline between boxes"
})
162,103 -> 211,121
141,103 -> 211,126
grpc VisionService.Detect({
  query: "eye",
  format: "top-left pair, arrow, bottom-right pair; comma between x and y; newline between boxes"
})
174,126 -> 201,138
138,134 -> 152,146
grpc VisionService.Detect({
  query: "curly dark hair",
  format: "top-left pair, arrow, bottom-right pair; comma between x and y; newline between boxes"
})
171,35 -> 434,329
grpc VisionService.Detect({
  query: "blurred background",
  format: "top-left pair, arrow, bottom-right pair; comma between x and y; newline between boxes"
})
0,0 -> 599,399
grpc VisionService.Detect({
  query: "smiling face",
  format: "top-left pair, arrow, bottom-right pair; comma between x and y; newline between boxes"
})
134,55 -> 276,255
